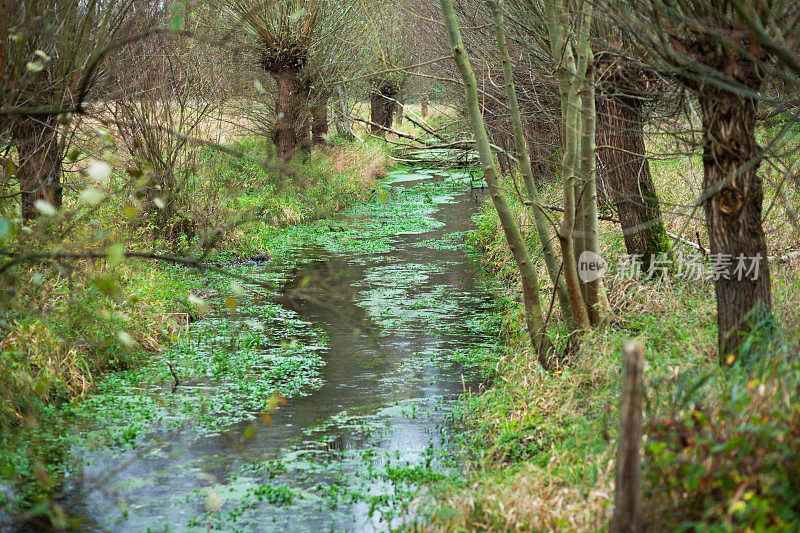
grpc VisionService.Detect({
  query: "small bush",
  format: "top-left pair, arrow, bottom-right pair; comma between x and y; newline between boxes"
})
645,353 -> 800,531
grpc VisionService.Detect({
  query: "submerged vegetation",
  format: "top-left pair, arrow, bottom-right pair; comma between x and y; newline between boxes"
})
0,136 -> 392,527
3,0 -> 800,531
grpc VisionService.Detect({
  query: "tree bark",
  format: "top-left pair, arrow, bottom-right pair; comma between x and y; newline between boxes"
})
440,0 -> 553,362
487,0 -> 573,324
578,60 -> 609,325
271,70 -> 309,161
421,95 -> 429,117
699,74 -> 772,362
596,88 -> 669,270
14,117 -> 63,220
545,0 -> 593,331
311,97 -> 329,145
370,84 -> 397,135
558,84 -> 591,330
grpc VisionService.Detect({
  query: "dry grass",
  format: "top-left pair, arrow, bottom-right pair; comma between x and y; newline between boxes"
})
427,459 -> 615,532
327,142 -> 389,186
424,330 -> 621,531
1,262 -> 190,402
1,323 -> 94,398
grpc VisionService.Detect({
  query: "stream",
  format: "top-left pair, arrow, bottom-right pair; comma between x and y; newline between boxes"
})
63,169 -> 503,532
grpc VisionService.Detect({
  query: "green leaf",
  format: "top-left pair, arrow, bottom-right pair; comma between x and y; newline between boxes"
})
92,276 -> 119,296
87,159 -> 111,182
34,199 -> 56,216
170,2 -> 185,31
117,330 -> 134,346
79,187 -> 106,206
288,8 -> 306,21
107,243 -> 124,267
230,282 -> 245,296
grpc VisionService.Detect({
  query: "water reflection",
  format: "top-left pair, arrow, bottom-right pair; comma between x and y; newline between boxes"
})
70,173 -> 497,532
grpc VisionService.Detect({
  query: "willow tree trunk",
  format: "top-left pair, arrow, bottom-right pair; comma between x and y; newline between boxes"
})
698,70 -> 771,363
487,0 -> 573,324
370,87 -> 397,135
395,95 -> 404,125
545,0 -> 594,332
14,117 -> 62,220
558,82 -> 590,330
596,90 -> 668,269
311,98 -> 328,145
440,0 -> 553,362
577,60 -> 609,325
272,70 -> 309,161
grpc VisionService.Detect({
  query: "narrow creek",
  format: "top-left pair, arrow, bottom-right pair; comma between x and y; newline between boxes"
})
65,169 -> 502,531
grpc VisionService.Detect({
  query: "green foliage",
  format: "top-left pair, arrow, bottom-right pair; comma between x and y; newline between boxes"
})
0,137 -> 389,526
70,301 -> 328,443
427,167 -> 800,529
0,263 -> 194,521
645,353 -> 800,531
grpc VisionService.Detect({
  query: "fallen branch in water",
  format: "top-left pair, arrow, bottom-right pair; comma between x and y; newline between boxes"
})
0,251 -> 277,289
348,116 -> 423,142
405,114 -> 447,141
166,361 -> 180,391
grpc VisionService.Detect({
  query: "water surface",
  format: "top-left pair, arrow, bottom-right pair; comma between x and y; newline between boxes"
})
68,169 -> 501,531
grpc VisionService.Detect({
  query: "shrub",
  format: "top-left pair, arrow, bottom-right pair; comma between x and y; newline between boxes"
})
645,353 -> 800,531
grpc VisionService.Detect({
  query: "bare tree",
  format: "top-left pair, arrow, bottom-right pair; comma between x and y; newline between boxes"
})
440,0 -> 554,361
593,47 -> 670,269
222,0 -> 370,156
541,0 -> 609,328
363,1 -> 414,135
613,0 -> 800,360
499,0 -> 671,272
302,0 -> 365,145
110,34 -> 223,241
225,0 -> 321,160
1,0 -> 135,219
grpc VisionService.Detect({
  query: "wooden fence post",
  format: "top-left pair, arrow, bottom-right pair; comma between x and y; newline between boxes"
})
612,340 -> 644,532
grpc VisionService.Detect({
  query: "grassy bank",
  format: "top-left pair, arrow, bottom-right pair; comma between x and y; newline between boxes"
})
423,168 -> 800,531
0,136 -> 391,523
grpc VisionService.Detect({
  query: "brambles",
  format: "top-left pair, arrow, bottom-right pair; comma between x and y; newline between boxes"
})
645,357 -> 800,529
